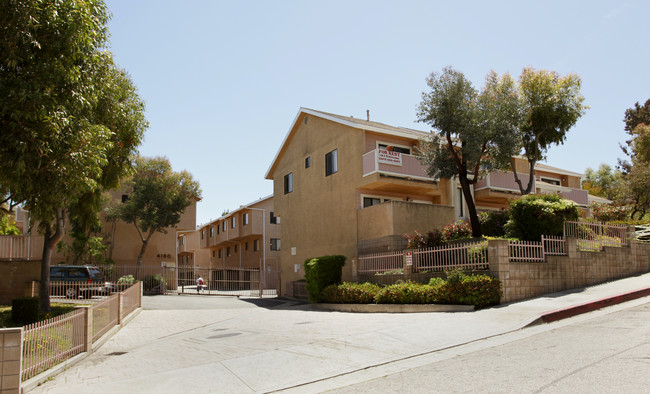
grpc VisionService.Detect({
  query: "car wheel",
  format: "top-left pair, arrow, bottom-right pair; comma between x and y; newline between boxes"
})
65,287 -> 78,299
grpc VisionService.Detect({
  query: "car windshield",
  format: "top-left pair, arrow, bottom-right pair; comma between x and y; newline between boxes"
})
89,268 -> 102,278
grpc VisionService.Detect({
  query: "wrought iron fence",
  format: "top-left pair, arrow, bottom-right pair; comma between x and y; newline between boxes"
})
414,241 -> 488,271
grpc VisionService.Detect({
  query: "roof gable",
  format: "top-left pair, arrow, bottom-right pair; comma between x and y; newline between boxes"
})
264,108 -> 428,179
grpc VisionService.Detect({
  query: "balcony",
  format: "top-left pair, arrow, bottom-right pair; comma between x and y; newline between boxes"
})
474,171 -> 590,206
361,150 -> 440,195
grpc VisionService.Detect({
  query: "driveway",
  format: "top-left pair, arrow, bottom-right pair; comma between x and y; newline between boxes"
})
29,273 -> 650,393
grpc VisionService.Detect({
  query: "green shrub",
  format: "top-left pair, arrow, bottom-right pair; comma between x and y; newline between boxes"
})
117,275 -> 135,285
506,194 -> 580,241
442,220 -> 472,242
590,203 -> 631,222
12,297 -> 40,325
374,282 -> 438,304
479,210 -> 509,237
304,255 -> 346,302
321,282 -> 380,303
427,277 -> 445,287
436,270 -> 501,308
142,274 -> 166,293
375,269 -> 404,276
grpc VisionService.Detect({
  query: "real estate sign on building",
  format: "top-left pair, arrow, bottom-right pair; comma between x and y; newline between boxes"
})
378,150 -> 402,166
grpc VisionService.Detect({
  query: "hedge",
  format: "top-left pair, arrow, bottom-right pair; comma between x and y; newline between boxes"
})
304,255 -> 346,302
506,194 -> 580,241
319,271 -> 501,308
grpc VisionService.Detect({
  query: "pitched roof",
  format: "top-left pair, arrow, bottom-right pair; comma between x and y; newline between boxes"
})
264,108 -> 429,179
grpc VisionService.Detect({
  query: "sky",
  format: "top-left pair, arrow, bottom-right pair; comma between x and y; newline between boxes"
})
104,0 -> 650,226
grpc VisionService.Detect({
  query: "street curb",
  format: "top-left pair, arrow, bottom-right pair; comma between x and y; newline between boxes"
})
312,303 -> 475,313
532,287 -> 650,325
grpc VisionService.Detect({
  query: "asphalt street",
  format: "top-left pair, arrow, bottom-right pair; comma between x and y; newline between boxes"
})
328,302 -> 650,393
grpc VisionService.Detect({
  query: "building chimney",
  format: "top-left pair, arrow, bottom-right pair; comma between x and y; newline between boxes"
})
366,110 -> 370,121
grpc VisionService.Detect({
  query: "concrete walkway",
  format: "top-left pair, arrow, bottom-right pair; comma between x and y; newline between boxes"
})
29,273 -> 650,393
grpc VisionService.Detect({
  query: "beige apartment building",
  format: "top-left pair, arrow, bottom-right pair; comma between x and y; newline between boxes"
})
266,108 -> 604,294
197,196 -> 281,281
5,189 -> 199,269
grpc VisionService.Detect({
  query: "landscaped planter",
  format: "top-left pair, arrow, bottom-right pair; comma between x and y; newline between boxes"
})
313,303 -> 474,313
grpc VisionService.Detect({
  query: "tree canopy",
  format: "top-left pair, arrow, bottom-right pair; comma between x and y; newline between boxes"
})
0,0 -> 147,312
581,164 -> 624,202
513,67 -> 587,194
108,156 -> 201,267
416,67 -> 520,237
619,100 -> 650,220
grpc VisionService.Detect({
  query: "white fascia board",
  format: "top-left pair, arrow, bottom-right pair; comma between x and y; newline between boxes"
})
264,108 -> 305,179
533,163 -> 584,178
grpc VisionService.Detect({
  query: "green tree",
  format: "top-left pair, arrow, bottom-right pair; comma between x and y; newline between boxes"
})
513,68 -> 588,194
0,210 -> 20,235
623,99 -> 650,133
108,156 -> 201,270
581,164 -> 624,201
618,100 -> 650,220
417,67 -> 520,237
0,1 -> 146,312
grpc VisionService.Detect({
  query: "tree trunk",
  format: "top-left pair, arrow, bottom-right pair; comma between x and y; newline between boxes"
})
458,173 -> 482,238
135,228 -> 155,278
39,208 -> 66,313
512,158 -> 537,195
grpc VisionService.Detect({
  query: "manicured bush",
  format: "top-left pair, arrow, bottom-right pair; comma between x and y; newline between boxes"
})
142,274 -> 166,293
436,270 -> 501,308
506,194 -> 580,241
304,255 -> 346,302
321,282 -> 380,304
374,282 -> 438,304
442,220 -> 472,242
404,229 -> 445,249
479,210 -> 509,237
12,297 -> 40,325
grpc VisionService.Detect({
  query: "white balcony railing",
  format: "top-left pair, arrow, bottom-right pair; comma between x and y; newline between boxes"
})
362,149 -> 434,180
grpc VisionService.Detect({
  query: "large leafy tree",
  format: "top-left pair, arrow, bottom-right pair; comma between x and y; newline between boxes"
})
581,163 -> 624,202
108,156 -> 201,271
619,100 -> 650,219
0,0 -> 146,312
417,67 -> 520,237
513,68 -> 587,194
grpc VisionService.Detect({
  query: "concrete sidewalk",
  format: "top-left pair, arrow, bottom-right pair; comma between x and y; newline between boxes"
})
29,272 -> 650,394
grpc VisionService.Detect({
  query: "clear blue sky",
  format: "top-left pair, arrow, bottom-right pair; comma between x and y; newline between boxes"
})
105,0 -> 650,226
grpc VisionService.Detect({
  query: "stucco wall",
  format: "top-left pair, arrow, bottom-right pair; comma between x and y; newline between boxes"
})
356,201 -> 455,241
0,261 -> 40,305
273,114 -> 364,289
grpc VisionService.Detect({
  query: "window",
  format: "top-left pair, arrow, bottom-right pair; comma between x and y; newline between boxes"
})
245,242 -> 249,251
121,194 -> 129,203
234,245 -> 238,253
284,173 -> 293,194
218,249 -> 222,258
209,227 -> 214,237
217,225 -> 220,235
201,230 -> 204,240
363,197 -> 381,208
270,212 -> 279,224
254,239 -> 260,251
243,213 -> 249,225
457,188 -> 464,218
541,177 -> 561,186
325,149 -> 338,176
231,217 -> 236,228
305,156 -> 311,168
222,221 -> 226,231
212,251 -> 215,257
227,247 -> 231,257
270,238 -> 281,251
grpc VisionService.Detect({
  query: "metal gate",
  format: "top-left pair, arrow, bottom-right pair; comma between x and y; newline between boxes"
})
101,265 -> 179,295
176,262 -> 280,297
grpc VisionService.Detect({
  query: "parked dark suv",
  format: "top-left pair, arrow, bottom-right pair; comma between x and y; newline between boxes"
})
50,265 -> 111,298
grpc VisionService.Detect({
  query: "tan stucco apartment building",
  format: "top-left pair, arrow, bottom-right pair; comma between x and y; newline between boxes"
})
197,195 -> 281,275
265,108 -> 606,294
